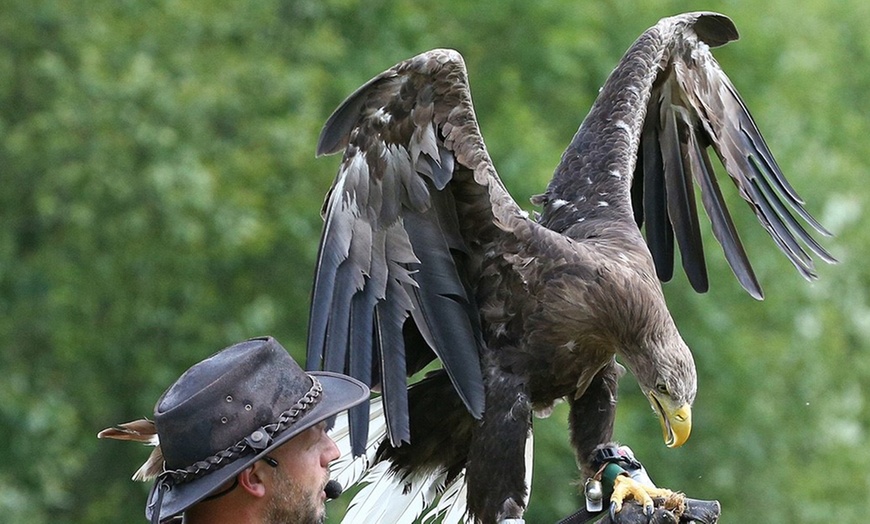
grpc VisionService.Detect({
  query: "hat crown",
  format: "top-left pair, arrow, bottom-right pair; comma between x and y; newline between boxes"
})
154,337 -> 312,470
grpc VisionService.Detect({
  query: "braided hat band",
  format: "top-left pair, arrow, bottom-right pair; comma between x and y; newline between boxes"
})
157,375 -> 322,486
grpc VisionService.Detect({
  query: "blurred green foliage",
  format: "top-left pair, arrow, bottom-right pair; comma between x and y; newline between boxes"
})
1,1 -> 868,522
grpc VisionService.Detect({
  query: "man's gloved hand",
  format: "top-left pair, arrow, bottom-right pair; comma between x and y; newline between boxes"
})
557,445 -> 720,524
598,496 -> 721,524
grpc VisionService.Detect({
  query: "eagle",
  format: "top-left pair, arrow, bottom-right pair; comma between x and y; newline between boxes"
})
306,11 -> 834,523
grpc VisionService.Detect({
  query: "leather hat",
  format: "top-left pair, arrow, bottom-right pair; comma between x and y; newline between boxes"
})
144,336 -> 368,523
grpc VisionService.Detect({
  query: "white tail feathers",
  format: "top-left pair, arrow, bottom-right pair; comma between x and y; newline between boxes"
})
343,462 -> 469,524
420,469 -> 470,524
330,396 -> 535,523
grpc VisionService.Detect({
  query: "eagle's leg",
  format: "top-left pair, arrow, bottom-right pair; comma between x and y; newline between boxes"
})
569,359 -> 622,478
569,360 -> 685,519
466,365 -> 532,524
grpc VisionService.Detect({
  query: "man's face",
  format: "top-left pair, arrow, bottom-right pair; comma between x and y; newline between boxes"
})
262,421 -> 340,524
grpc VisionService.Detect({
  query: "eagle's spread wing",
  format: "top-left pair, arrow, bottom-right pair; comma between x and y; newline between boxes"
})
639,14 -> 836,298
308,50 -> 524,454
539,12 -> 835,300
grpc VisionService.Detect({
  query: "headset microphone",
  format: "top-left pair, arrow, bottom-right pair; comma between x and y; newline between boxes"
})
324,479 -> 343,500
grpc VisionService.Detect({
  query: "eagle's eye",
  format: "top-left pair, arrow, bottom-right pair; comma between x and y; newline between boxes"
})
656,383 -> 668,395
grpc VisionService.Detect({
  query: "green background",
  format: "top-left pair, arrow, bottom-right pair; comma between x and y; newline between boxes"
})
2,1 -> 867,522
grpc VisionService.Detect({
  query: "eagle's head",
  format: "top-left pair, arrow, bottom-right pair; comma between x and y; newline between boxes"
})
614,296 -> 697,448
564,229 -> 699,448
635,329 -> 696,448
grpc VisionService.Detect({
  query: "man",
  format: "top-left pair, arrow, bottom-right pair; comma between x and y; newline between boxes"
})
99,336 -> 369,524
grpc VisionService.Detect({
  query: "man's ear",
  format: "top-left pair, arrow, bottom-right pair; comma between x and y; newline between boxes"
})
237,464 -> 268,498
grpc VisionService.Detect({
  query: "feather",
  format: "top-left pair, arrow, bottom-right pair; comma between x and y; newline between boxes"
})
342,462 -> 467,524
346,287 -> 377,454
131,447 -> 164,482
375,289 -> 411,447
404,202 -> 484,419
97,418 -> 158,444
685,123 -> 761,298
330,396 -> 388,490
307,156 -> 358,368
317,74 -> 397,157
640,97 -> 676,282
98,419 -> 164,481
660,92 -> 708,291
421,473 -> 470,524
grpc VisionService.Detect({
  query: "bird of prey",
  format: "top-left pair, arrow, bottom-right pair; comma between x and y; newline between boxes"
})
306,11 -> 834,523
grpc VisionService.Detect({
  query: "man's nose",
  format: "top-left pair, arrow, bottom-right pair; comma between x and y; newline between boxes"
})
324,435 -> 341,464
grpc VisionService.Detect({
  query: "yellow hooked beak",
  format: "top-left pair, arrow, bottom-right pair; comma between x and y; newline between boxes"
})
648,393 -> 692,448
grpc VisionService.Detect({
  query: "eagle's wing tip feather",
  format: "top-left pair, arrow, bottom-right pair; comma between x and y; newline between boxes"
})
660,12 -> 738,47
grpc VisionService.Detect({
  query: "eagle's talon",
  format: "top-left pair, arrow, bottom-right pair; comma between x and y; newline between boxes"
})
611,475 -> 681,519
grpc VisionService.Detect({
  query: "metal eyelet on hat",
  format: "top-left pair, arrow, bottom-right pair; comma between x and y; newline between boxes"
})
226,395 -> 233,402
220,417 -> 228,424
245,427 -> 272,450
244,404 -> 252,411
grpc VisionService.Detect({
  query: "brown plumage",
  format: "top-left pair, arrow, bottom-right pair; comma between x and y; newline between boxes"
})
306,12 -> 833,523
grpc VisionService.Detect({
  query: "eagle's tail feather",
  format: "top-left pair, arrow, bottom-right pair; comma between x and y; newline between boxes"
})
342,462 -> 468,524
331,394 -> 470,523
332,373 -> 535,522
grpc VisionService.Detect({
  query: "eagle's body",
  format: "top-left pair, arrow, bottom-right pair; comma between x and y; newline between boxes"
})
307,12 -> 832,523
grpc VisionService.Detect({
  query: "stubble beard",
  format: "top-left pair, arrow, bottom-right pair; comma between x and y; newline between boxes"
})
264,468 -> 327,524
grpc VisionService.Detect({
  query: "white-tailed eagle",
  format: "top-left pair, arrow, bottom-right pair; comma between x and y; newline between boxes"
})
307,11 -> 834,523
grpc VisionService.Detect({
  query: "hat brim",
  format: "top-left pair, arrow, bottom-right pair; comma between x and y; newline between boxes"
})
146,372 -> 368,522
